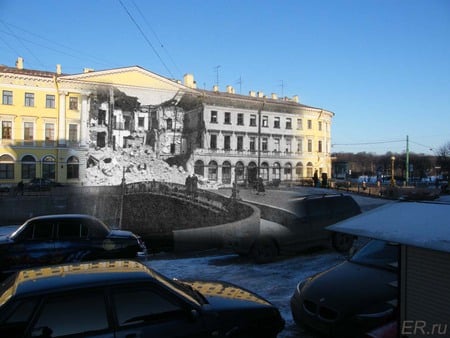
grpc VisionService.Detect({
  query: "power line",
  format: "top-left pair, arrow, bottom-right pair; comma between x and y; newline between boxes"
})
118,0 -> 174,78
130,0 -> 182,77
332,139 -> 404,146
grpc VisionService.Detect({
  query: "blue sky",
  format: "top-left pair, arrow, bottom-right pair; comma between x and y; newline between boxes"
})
1,0 -> 449,155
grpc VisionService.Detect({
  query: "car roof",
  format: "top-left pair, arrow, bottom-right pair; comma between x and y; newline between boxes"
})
1,261 -> 154,303
24,214 -> 100,223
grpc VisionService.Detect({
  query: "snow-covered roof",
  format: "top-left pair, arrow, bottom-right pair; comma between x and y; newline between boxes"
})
327,201 -> 450,253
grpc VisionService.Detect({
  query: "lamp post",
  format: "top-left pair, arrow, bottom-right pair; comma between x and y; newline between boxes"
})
390,156 -> 396,187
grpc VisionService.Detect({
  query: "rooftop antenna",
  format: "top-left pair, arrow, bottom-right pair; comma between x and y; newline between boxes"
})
279,80 -> 285,98
236,76 -> 242,94
214,65 -> 221,87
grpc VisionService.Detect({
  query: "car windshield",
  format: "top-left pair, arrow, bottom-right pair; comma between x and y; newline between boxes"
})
350,239 -> 398,270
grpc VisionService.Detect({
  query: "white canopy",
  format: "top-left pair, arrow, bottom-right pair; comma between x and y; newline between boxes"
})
327,201 -> 450,253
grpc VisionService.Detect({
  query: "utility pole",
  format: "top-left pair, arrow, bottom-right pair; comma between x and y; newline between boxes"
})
405,135 -> 410,186
257,101 -> 265,179
214,65 -> 221,87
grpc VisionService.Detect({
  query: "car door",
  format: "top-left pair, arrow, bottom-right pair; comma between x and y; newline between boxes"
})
111,284 -> 211,338
11,220 -> 56,269
53,218 -> 92,263
304,198 -> 332,241
28,290 -> 112,338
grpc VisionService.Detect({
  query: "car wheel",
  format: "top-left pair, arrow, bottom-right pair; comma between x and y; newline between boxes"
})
250,237 -> 278,264
331,232 -> 354,253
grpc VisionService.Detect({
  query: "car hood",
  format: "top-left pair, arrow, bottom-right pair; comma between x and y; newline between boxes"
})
108,229 -> 138,239
0,235 -> 13,245
182,280 -> 273,308
301,261 -> 397,316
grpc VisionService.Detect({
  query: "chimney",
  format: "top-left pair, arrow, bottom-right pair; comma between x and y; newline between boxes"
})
16,57 -> 24,70
257,91 -> 264,98
56,64 -> 62,75
226,85 -> 234,94
213,85 -> 219,92
292,95 -> 299,103
183,74 -> 197,89
271,93 -> 278,100
83,68 -> 94,73
249,91 -> 256,97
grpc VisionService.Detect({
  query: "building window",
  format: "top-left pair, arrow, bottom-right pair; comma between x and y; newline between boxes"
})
236,161 -> 244,181
286,139 -> 292,153
318,121 -> 322,131
21,155 -> 36,179
194,160 -> 204,176
237,113 -> 244,126
2,90 -> 13,105
250,114 -> 257,126
274,138 -> 280,152
24,93 -> 34,107
24,122 -> 34,142
166,118 -> 173,130
138,117 -> 145,128
222,161 -> 231,184
45,123 -> 55,145
42,155 -> 56,180
224,112 -> 231,124
46,95 -> 55,108
318,140 -> 323,153
2,121 -> 12,140
274,117 -> 280,128
307,120 -> 312,129
295,162 -> 303,179
284,163 -> 292,179
297,139 -> 303,153
0,154 -> 14,179
224,135 -> 231,150
69,97 -> 78,110
67,156 -> 79,179
210,134 -> 217,149
306,162 -> 313,178
286,118 -> 292,129
68,124 -> 78,143
261,162 -> 269,180
262,138 -> 268,151
249,137 -> 256,151
210,110 -> 218,123
297,118 -> 302,130
208,161 -> 218,181
273,162 -> 281,179
262,116 -> 268,127
307,139 -> 312,152
237,136 -> 243,151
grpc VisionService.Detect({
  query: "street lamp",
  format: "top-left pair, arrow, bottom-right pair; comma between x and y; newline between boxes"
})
390,156 -> 396,187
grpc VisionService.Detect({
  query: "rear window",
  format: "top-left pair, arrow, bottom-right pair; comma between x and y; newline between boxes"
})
57,220 -> 89,239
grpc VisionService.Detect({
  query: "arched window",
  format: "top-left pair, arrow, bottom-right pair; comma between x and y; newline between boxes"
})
261,162 -> 269,181
235,161 -> 245,182
284,163 -> 292,180
272,162 -> 281,179
306,162 -> 314,178
42,155 -> 56,180
208,160 -> 218,181
0,154 -> 14,179
67,156 -> 79,179
222,161 -> 231,184
247,162 -> 257,184
295,162 -> 303,179
194,160 -> 204,176
21,155 -> 36,179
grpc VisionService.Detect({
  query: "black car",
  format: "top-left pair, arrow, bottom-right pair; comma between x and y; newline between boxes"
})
25,178 -> 55,192
0,214 -> 147,276
249,194 -> 361,262
0,259 -> 285,338
290,239 -> 398,337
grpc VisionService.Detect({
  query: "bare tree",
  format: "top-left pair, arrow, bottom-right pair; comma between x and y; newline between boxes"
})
436,141 -> 450,178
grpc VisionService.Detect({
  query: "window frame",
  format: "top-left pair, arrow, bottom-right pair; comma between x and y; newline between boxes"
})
45,95 -> 55,109
2,90 -> 13,105
24,93 -> 34,107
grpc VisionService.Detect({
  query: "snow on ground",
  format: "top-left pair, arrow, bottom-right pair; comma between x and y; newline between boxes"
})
82,146 -> 220,189
145,249 -> 346,338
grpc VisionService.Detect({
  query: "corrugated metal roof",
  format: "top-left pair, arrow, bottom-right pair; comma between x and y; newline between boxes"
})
327,201 -> 450,253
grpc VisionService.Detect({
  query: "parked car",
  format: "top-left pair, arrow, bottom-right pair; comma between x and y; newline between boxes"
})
25,178 -> 55,191
0,259 -> 285,337
290,239 -> 398,337
0,214 -> 147,276
249,194 -> 362,262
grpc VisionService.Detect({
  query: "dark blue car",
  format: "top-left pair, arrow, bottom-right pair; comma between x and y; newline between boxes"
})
0,214 -> 147,276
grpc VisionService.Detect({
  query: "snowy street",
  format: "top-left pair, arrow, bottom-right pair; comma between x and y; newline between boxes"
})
146,249 -> 346,338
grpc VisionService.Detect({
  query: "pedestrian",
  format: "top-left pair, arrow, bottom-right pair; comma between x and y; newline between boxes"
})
256,176 -> 265,195
192,174 -> 198,198
185,175 -> 192,196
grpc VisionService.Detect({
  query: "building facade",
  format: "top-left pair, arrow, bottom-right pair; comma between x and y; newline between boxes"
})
0,58 -> 87,187
180,77 -> 333,186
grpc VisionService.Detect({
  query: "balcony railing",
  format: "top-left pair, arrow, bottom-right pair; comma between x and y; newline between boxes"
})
193,148 -> 317,158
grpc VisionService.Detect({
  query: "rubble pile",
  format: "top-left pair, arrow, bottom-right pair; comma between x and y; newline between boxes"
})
83,146 -> 220,189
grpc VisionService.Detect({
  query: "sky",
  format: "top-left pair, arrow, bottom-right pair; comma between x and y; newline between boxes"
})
0,0 -> 449,155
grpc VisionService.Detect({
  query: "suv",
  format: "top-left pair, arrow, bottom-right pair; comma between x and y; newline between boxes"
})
249,194 -> 362,262
0,260 -> 285,338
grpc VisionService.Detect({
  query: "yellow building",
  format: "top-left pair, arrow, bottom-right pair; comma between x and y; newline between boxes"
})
0,57 -> 86,188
